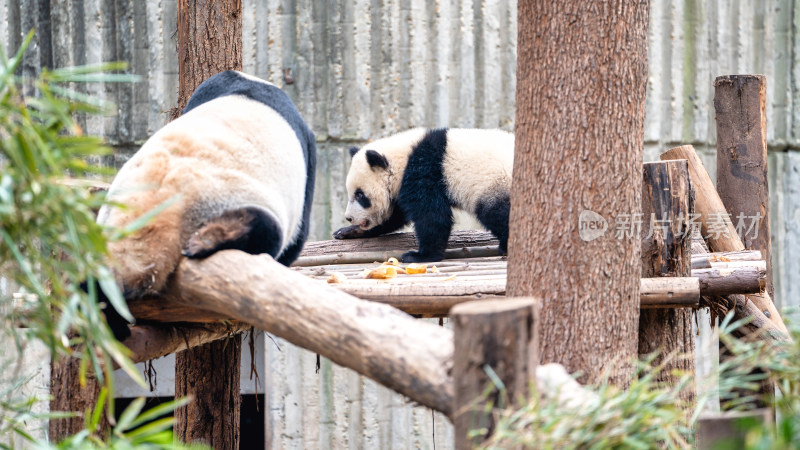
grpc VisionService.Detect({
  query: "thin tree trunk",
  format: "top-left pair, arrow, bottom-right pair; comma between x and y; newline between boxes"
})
49,357 -> 108,441
508,1 -> 649,385
172,1 -> 243,448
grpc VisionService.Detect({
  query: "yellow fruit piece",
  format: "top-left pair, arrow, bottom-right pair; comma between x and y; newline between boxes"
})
382,257 -> 400,266
405,263 -> 427,274
326,272 -> 347,284
364,265 -> 398,279
431,265 -> 439,273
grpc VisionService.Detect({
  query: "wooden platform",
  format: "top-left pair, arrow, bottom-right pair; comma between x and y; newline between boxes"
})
127,230 -> 766,322
291,230 -> 767,316
293,256 -> 507,316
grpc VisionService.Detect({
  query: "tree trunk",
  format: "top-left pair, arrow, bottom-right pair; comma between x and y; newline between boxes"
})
508,1 -> 649,385
637,160 -> 695,410
172,1 -> 243,448
49,357 -> 108,441
171,0 -> 242,120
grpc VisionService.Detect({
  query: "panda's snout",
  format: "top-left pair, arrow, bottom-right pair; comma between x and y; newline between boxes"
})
345,216 -> 354,223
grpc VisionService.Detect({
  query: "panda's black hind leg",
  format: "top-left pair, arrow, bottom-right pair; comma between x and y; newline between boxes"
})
183,206 -> 283,259
476,194 -> 510,255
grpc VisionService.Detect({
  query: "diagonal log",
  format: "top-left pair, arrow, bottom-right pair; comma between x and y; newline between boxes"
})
153,249 -> 455,417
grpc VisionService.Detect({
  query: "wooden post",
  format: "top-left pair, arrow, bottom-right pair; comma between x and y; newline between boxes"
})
172,1 -> 244,448
638,160 -> 695,409
714,74 -> 775,407
451,298 -> 538,449
714,75 -> 773,300
660,145 -> 788,340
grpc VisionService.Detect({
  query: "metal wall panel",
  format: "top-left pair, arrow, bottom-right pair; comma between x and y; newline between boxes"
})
3,0 -> 800,448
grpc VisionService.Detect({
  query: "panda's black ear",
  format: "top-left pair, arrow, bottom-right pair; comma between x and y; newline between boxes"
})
349,146 -> 360,157
365,150 -> 389,171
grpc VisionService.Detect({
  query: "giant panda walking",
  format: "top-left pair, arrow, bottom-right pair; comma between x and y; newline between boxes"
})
98,71 -> 316,339
333,128 -> 512,263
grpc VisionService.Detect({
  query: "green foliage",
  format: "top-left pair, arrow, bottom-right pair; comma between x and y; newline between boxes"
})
45,394 -> 195,450
712,312 -> 800,448
482,356 -> 694,449
482,313 -> 800,450
0,32 -> 200,449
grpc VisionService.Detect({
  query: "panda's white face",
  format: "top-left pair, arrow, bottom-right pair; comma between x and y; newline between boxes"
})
344,148 -> 394,230
343,128 -> 426,230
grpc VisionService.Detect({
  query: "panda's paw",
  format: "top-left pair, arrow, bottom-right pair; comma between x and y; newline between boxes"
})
333,225 -> 366,240
401,250 -> 444,263
183,233 -> 218,258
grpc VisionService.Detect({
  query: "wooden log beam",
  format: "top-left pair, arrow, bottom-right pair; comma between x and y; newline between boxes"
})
122,322 -> 251,364
661,145 -> 789,339
155,250 -> 455,416
300,230 -> 499,257
639,278 -> 699,309
451,298 -> 538,449
694,265 -> 766,298
691,250 -> 763,269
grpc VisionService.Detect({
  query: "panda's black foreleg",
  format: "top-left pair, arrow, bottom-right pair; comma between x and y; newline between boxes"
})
402,209 -> 454,263
476,194 -> 510,255
183,206 -> 283,259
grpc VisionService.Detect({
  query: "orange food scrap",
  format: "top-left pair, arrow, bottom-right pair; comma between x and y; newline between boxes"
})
405,263 -> 427,274
364,266 -> 398,279
326,272 -> 347,284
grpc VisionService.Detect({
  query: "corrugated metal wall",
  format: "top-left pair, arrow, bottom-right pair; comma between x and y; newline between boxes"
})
4,0 -> 800,448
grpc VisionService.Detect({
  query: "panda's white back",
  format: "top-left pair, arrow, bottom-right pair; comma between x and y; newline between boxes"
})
442,128 -> 514,213
99,95 -> 307,252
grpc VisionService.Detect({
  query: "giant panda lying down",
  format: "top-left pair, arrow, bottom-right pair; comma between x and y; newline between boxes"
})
98,71 -> 316,339
333,128 -> 513,263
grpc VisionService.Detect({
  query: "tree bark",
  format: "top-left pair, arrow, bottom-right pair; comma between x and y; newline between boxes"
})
171,0 -> 242,120
49,357 -> 108,441
451,299 -> 539,449
637,160 -> 695,410
508,0 -> 649,385
172,1 -> 243,448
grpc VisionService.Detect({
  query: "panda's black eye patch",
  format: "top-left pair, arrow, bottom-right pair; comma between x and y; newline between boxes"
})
354,188 -> 371,209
